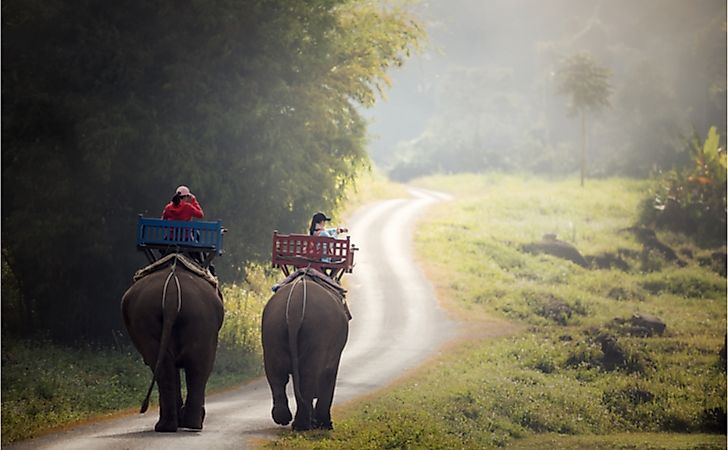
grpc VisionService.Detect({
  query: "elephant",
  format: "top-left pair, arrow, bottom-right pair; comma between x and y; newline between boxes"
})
262,270 -> 350,431
121,254 -> 224,432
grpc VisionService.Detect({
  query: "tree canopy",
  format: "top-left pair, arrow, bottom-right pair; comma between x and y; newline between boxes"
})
1,0 -> 423,341
555,52 -> 611,117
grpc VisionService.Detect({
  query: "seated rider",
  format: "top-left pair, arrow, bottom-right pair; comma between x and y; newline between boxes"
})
161,185 -> 213,274
309,211 -> 348,238
309,212 -> 348,276
162,185 -> 204,223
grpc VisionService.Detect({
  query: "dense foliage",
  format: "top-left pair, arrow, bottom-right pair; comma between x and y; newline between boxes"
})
640,127 -> 727,245
1,0 -> 422,341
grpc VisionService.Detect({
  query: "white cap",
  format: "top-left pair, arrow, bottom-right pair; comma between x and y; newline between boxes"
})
176,185 -> 192,196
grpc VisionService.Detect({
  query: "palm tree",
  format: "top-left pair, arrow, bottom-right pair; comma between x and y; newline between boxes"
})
556,52 -> 612,186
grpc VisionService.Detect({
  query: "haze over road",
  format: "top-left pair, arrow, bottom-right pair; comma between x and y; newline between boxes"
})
8,188 -> 455,450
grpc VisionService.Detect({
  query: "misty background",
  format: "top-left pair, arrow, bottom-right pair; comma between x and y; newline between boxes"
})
364,0 -> 726,180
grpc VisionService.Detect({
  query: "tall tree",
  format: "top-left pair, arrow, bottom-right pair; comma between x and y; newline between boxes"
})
1,0 -> 423,341
555,52 -> 612,186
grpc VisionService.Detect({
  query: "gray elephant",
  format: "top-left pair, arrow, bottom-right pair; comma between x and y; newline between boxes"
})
262,271 -> 350,430
121,255 -> 224,432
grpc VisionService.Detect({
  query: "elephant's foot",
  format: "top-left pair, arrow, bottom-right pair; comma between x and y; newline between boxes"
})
272,404 -> 292,426
180,405 -> 205,430
292,417 -> 312,431
312,417 -> 333,430
154,418 -> 178,433
291,420 -> 311,431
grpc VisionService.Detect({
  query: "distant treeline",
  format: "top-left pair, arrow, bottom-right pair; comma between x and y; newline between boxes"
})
382,0 -> 726,181
1,0 -> 422,341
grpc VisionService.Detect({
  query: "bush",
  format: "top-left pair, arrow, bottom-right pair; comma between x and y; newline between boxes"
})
218,263 -> 273,354
640,127 -> 727,245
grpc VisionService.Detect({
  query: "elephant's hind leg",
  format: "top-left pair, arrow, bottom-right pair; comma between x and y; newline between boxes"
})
313,365 -> 339,430
292,394 -> 314,431
265,357 -> 292,426
180,362 -> 212,430
154,354 -> 180,432
292,367 -> 316,431
174,368 -> 184,426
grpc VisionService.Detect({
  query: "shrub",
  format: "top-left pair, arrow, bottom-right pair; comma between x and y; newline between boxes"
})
640,126 -> 727,245
218,263 -> 274,353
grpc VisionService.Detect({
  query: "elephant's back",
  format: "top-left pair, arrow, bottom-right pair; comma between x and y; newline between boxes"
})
264,279 -> 348,337
124,268 -> 222,312
121,271 -> 168,327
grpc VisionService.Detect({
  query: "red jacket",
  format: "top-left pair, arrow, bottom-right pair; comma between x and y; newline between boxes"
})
162,198 -> 204,221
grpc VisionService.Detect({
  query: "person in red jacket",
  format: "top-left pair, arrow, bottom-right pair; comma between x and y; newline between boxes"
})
161,185 -> 213,272
162,185 -> 204,221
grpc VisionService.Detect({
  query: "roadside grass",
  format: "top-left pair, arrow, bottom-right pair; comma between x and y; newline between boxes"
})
1,340 -> 148,444
506,432 -> 726,450
265,174 -> 726,449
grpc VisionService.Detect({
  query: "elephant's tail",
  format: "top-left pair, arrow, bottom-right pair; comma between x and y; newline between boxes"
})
140,265 -> 182,414
286,276 -> 307,409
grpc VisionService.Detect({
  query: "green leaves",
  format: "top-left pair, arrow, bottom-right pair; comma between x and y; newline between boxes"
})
692,126 -> 726,185
642,126 -> 727,244
2,0 -> 423,340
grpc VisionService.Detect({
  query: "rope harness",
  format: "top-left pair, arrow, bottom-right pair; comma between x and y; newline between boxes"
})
279,267 -> 351,322
161,255 -> 182,313
285,273 -> 307,325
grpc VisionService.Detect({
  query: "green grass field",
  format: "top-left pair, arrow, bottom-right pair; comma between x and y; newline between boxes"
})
265,174 -> 726,449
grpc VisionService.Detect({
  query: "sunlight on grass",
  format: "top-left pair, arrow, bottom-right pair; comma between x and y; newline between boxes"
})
337,165 -> 409,217
266,173 -> 726,449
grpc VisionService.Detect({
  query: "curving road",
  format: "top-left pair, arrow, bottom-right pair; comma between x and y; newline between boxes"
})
8,187 -> 455,450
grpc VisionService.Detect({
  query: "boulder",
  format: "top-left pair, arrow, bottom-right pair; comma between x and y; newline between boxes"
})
596,333 -> 627,370
624,227 -> 686,266
610,313 -> 666,337
521,234 -> 589,268
629,313 -> 666,337
587,252 -> 630,271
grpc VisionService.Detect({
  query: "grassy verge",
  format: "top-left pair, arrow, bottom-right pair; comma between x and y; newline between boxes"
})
264,174 -> 726,449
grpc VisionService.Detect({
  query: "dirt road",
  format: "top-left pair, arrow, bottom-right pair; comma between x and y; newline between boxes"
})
8,187 -> 456,450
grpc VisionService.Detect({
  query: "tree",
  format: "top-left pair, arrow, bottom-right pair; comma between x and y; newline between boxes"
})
555,52 -> 612,186
1,0 -> 423,341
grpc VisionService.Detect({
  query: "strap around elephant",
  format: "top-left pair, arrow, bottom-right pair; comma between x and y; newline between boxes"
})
133,253 -> 218,289
272,267 -> 346,298
284,275 -> 307,325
